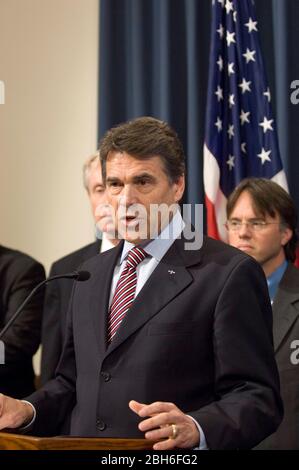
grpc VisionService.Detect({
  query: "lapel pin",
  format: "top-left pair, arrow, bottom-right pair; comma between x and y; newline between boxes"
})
168,270 -> 176,275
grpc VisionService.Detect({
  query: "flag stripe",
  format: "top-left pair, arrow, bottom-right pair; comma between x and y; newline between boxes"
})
204,0 -> 288,240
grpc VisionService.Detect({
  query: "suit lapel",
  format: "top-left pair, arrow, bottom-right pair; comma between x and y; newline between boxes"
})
272,265 -> 299,352
105,236 -> 203,357
89,242 -> 123,357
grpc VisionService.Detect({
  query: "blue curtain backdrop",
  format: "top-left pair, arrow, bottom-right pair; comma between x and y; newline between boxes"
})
98,0 -> 299,213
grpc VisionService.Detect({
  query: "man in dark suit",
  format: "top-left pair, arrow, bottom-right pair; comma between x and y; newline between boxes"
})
0,246 -> 45,397
0,117 -> 282,449
226,177 -> 299,449
40,153 -> 118,384
40,240 -> 101,385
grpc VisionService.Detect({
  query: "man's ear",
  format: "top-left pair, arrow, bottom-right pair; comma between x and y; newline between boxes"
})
174,175 -> 185,203
281,227 -> 293,246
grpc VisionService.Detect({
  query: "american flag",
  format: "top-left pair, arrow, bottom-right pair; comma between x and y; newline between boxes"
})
204,0 -> 288,241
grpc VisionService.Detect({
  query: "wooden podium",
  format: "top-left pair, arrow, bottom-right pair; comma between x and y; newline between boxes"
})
0,432 -> 153,450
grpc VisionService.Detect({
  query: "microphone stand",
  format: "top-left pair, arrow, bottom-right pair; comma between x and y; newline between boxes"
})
0,272 -> 89,341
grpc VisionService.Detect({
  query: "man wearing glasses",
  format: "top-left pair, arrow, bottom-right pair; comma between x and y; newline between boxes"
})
226,177 -> 299,449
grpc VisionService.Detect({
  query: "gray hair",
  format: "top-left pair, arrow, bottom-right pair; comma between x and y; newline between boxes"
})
82,151 -> 100,191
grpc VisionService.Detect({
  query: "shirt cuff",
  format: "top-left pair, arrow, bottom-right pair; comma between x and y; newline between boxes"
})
19,400 -> 36,430
187,415 -> 208,450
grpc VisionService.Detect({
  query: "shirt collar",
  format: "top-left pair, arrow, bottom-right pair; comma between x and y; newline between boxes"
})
100,233 -> 117,253
119,209 -> 185,265
267,260 -> 288,302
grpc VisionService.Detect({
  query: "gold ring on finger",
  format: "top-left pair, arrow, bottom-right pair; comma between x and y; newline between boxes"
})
170,423 -> 178,439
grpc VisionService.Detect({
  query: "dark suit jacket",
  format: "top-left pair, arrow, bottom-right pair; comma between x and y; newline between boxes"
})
28,236 -> 282,449
0,245 -> 45,398
40,241 -> 101,385
256,263 -> 299,449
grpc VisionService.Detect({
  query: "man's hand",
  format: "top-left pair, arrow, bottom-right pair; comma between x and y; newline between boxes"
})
129,400 -> 200,450
0,394 -> 33,430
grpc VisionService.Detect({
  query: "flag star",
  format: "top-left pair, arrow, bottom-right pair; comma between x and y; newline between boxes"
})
218,0 -> 225,6
227,124 -> 234,139
217,24 -> 224,38
243,48 -> 256,63
226,155 -> 235,170
245,17 -> 258,33
226,30 -> 236,47
233,10 -> 237,22
225,0 -> 234,14
258,147 -> 272,165
264,88 -> 271,102
240,109 -> 251,125
217,55 -> 224,71
229,94 -> 235,108
238,78 -> 251,94
241,142 -> 247,154
215,85 -> 224,101
259,116 -> 274,133
228,62 -> 235,75
215,117 -> 223,132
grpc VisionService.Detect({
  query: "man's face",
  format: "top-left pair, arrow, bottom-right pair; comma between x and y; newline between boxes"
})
86,160 -> 116,238
227,190 -> 292,276
105,151 -> 185,244
87,161 -> 107,218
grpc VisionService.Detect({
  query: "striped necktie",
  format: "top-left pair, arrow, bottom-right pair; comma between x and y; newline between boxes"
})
107,246 -> 147,342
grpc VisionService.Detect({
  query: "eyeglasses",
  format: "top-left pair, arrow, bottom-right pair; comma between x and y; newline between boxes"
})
225,220 -> 281,232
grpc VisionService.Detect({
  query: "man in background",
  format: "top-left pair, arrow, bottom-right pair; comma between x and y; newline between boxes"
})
0,246 -> 45,397
40,153 -> 119,385
226,177 -> 299,449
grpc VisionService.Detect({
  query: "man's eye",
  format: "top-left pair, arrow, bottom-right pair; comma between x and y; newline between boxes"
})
230,221 -> 240,227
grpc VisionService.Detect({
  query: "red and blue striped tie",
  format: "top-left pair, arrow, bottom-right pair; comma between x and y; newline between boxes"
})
107,246 -> 147,342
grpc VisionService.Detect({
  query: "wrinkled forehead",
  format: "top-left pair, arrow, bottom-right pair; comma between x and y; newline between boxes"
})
88,160 -> 103,185
106,151 -> 166,175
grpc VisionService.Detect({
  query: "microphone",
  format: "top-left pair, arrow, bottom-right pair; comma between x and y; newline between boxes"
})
0,270 -> 90,341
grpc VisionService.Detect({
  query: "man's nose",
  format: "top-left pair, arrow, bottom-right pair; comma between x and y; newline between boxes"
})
119,185 -> 138,207
238,223 -> 252,237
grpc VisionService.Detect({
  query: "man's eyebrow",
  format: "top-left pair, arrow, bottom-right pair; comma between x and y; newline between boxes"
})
132,173 -> 156,182
106,173 -> 157,183
229,217 -> 266,221
106,176 -> 122,183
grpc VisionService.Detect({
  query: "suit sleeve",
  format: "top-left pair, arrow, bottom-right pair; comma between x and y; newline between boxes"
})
1,258 -> 45,361
40,263 -> 63,385
189,256 -> 283,449
26,284 -> 77,436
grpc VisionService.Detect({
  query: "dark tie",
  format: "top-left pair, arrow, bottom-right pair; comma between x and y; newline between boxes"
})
107,246 -> 147,342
